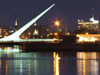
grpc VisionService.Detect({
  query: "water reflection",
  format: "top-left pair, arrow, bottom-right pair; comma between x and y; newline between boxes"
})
6,60 -> 7,75
20,60 -> 23,75
53,52 -> 60,75
28,60 -> 30,75
34,53 -> 37,75
0,46 -> 100,75
0,45 -> 22,51
77,52 -> 100,75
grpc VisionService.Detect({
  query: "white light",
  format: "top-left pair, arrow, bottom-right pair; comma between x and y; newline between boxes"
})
10,30 -> 14,33
90,18 -> 94,21
78,20 -> 80,22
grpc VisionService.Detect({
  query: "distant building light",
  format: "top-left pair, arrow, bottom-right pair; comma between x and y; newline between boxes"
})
4,29 -> 6,32
86,32 -> 89,35
34,23 -> 36,26
50,33 -> 52,35
41,36 -> 43,38
90,18 -> 94,21
78,20 -> 80,22
81,20 -> 83,22
47,29 -> 49,31
6,32 -> 8,35
78,26 -> 80,27
47,34 -> 49,36
10,30 -> 14,33
25,37 -> 27,39
54,32 -> 57,35
59,28 -> 61,31
93,20 -> 99,23
67,32 -> 70,35
28,32 -> 30,35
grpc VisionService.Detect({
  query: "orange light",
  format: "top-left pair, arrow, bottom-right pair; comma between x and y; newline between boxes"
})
55,32 -> 58,35
86,32 -> 89,35
25,37 -> 27,39
41,36 -> 43,38
53,52 -> 60,75
55,21 -> 60,26
67,32 -> 70,35
28,32 -> 30,35
83,24 -> 85,26
50,33 -> 52,35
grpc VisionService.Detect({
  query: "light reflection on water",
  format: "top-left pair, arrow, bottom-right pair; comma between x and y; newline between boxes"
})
0,46 -> 100,75
53,52 -> 60,75
77,52 -> 100,75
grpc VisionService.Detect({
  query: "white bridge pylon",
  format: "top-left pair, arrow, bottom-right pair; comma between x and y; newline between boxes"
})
0,4 -> 56,42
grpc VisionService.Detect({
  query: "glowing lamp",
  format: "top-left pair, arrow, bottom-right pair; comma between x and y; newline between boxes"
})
54,32 -> 58,35
55,21 -> 60,26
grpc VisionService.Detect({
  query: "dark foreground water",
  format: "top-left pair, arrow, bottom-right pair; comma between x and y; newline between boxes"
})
0,46 -> 100,75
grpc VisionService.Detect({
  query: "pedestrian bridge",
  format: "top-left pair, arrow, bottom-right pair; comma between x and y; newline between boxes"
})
0,3 -> 59,42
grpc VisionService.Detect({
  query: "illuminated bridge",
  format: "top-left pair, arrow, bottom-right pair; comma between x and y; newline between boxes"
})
0,3 -> 59,42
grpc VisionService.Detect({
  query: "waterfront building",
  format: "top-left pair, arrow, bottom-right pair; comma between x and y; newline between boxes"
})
78,19 -> 99,34
78,9 -> 99,34
0,25 -> 11,38
76,34 -> 100,43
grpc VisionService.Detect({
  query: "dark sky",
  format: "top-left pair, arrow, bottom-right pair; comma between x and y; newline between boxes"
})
0,0 -> 100,31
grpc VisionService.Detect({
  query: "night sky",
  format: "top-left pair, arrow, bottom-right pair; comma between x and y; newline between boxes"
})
0,0 -> 100,31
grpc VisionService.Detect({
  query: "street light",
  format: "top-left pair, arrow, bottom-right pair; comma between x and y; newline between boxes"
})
55,21 -> 60,39
55,21 -> 60,26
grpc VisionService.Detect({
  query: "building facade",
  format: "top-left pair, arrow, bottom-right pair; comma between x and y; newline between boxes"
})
0,25 -> 11,38
78,17 -> 99,34
77,34 -> 100,43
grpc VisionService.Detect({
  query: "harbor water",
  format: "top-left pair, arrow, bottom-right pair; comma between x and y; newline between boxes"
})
0,45 -> 100,75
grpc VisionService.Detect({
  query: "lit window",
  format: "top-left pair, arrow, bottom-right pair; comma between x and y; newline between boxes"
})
4,29 -> 6,32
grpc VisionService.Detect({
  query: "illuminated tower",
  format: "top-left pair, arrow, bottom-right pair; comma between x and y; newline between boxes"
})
33,14 -> 38,35
15,14 -> 18,32
33,28 -> 38,35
